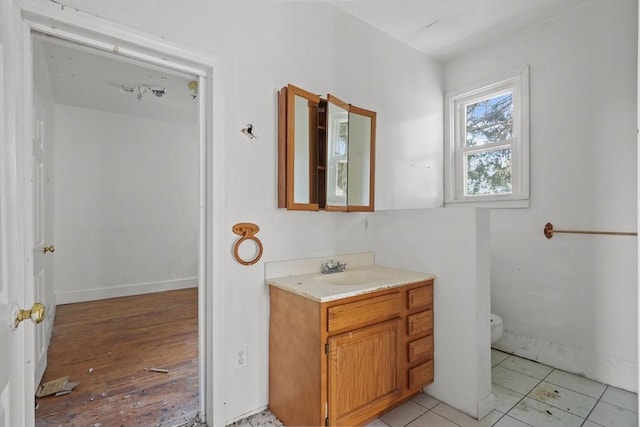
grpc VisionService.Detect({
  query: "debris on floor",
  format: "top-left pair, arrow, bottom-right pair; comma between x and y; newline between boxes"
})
36,376 -> 80,398
145,367 -> 170,373
229,410 -> 284,427
177,415 -> 208,427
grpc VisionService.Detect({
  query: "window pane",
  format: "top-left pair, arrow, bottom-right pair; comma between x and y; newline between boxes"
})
466,148 -> 512,195
335,160 -> 347,197
466,93 -> 513,147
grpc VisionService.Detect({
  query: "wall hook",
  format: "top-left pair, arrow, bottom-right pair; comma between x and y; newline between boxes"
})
241,124 -> 257,139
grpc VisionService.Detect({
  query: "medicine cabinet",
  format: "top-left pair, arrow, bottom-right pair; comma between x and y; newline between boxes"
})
278,84 -> 376,212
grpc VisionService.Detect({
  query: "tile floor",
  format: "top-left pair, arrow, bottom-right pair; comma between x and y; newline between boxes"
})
484,349 -> 638,427
230,350 -> 638,427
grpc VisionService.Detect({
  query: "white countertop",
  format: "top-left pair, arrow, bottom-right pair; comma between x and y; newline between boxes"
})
266,264 -> 435,302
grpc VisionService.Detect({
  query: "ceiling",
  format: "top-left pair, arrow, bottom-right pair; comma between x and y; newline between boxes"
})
34,34 -> 199,125
333,0 -> 593,61
38,1 -> 596,122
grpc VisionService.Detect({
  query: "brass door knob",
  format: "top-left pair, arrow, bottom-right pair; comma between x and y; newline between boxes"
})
43,245 -> 55,254
13,302 -> 46,330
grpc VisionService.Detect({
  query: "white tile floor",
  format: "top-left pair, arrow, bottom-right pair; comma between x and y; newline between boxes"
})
369,350 -> 638,427
230,350 -> 638,427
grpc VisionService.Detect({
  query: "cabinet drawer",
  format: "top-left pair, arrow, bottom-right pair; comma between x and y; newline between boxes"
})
407,335 -> 433,363
407,310 -> 432,336
328,293 -> 401,332
408,361 -> 433,389
407,285 -> 432,310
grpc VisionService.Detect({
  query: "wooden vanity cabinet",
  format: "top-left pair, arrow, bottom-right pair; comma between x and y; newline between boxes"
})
269,279 -> 434,426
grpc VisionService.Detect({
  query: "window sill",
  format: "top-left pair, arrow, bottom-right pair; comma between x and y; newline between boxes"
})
444,197 -> 529,209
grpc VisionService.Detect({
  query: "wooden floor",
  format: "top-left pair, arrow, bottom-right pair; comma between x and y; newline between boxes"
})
35,288 -> 199,427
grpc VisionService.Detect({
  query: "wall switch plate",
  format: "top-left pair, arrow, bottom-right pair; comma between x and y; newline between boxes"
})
234,346 -> 248,370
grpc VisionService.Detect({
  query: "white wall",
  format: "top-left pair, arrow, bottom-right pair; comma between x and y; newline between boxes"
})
53,105 -> 199,303
445,1 -> 638,391
371,208 -> 492,419
51,1 -> 445,420
331,10 -> 444,210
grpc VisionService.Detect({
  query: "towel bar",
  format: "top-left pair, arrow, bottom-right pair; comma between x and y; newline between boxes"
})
544,222 -> 637,239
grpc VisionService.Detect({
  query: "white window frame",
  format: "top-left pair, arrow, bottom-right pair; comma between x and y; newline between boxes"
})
444,66 -> 530,208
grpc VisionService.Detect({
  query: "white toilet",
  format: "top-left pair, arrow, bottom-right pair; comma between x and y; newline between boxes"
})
490,313 -> 503,343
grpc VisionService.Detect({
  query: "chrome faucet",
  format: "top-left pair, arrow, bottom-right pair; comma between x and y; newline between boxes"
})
322,259 -> 347,274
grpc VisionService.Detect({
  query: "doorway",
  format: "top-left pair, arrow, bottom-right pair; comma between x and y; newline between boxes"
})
32,32 -> 202,424
37,289 -> 200,425
6,3 -> 226,425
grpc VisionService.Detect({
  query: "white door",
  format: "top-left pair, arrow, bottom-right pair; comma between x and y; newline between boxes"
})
0,39 -> 34,427
32,110 -> 51,386
0,40 -> 10,427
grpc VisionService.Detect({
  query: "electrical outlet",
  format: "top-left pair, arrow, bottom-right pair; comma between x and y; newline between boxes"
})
234,346 -> 248,370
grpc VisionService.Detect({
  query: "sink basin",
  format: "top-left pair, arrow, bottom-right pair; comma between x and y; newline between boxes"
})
316,270 -> 390,286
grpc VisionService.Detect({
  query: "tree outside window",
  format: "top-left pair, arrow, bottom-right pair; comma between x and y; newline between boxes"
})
444,67 -> 529,207
465,93 -> 513,196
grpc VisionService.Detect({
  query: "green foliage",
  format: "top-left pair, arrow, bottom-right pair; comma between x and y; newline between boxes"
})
465,94 -> 513,195
467,149 -> 511,195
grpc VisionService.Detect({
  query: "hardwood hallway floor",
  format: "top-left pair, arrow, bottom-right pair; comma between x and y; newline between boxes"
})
35,288 -> 199,427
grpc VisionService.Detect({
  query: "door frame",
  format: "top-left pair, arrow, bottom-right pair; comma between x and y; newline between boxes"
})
12,1 -> 226,425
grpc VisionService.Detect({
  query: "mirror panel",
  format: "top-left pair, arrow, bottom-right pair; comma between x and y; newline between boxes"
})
347,106 -> 375,211
285,85 -> 320,210
293,94 -> 311,203
326,95 -> 349,210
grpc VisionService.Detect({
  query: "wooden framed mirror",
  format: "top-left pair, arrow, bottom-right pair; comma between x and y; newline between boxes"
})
278,84 -> 321,210
346,105 -> 376,211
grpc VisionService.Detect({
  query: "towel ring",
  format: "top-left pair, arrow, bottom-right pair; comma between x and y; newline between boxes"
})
232,222 -> 263,266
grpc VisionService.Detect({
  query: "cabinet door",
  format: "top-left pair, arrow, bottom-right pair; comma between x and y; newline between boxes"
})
279,84 -> 321,210
327,319 -> 402,426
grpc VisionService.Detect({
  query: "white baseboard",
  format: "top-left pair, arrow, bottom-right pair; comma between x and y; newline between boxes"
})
55,277 -> 197,305
493,330 -> 638,393
477,392 -> 496,420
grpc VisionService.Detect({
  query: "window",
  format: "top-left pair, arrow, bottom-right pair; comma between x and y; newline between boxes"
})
445,67 -> 529,207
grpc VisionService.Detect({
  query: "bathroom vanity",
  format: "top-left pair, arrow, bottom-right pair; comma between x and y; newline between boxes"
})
267,263 -> 435,426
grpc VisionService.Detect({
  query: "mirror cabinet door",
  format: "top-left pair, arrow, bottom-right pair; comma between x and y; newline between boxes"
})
347,106 -> 376,211
285,85 -> 320,210
326,95 -> 349,211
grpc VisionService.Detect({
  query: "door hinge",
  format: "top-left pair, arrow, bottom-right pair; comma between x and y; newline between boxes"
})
324,343 -> 329,354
